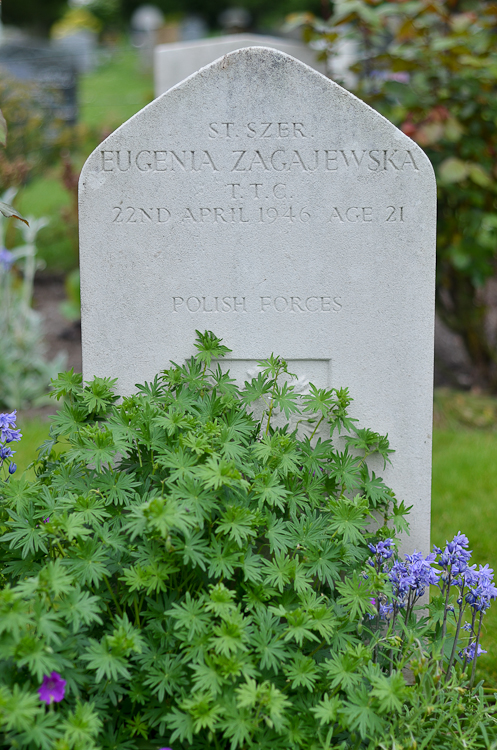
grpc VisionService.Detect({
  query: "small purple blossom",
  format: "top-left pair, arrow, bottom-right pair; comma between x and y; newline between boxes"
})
0,247 -> 13,271
8,462 -> 16,474
2,427 -> 22,444
0,410 -> 16,430
38,672 -> 66,704
0,445 -> 14,460
459,643 -> 487,661
465,565 -> 497,612
368,538 -> 395,559
389,550 -> 440,602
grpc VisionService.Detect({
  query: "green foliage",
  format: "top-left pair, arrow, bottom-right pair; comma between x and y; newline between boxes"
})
0,331 -> 496,749
298,0 -> 497,389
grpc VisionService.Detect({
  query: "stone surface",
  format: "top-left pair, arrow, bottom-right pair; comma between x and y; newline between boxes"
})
154,35 -> 325,97
79,47 -> 436,553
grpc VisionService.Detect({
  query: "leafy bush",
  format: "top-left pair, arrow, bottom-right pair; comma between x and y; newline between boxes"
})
0,331 -> 496,750
298,0 -> 497,390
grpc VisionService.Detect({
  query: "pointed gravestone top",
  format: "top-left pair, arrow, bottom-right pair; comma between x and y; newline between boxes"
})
79,47 -> 436,552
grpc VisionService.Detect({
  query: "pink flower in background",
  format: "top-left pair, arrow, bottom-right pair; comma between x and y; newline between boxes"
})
38,672 -> 66,704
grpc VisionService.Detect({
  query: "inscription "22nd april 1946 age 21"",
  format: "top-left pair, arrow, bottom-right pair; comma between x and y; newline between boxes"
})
111,204 -> 406,225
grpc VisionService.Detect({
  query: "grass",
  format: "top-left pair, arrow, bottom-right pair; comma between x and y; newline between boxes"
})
79,44 -> 154,130
432,428 -> 497,686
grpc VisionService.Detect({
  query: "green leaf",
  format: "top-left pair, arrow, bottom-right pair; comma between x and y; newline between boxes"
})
216,504 -> 257,547
284,651 -> 319,689
370,670 -> 407,713
273,380 -> 300,420
336,571 -> 375,619
142,655 -> 187,700
0,200 -> 28,225
57,587 -> 103,632
194,329 -> 232,367
236,678 -> 291,731
311,693 -> 342,726
81,638 -> 131,682
328,497 -> 369,545
180,692 -> 223,733
50,369 -> 83,401
60,701 -> 103,747
167,592 -> 212,638
324,649 -> 365,692
328,449 -> 362,492
82,375 -> 119,415
0,684 -> 43,732
340,685 -> 385,739
438,157 -> 469,183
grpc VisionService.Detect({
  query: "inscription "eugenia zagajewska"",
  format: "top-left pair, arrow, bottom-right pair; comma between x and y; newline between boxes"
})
99,147 -> 419,174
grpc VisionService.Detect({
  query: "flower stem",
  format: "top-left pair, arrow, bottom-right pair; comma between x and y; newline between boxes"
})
470,611 -> 484,689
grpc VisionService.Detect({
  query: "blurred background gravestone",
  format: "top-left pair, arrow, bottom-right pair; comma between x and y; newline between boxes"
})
154,34 -> 326,96
131,3 -> 165,69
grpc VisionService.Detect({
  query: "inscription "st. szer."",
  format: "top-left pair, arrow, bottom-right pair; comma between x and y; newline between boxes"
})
208,121 -> 308,138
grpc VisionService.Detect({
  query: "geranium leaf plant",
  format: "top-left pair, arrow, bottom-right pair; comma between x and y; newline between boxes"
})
0,330 -> 496,750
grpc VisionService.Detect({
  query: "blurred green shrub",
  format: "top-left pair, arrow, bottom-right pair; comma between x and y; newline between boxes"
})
298,0 -> 497,390
0,190 -> 65,409
0,73 -> 72,189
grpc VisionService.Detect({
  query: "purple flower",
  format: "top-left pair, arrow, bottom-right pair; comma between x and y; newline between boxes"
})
2,427 -> 22,444
389,550 -> 440,603
459,643 -> 487,661
0,445 -> 14,460
0,247 -> 13,271
8,462 -> 16,474
436,532 -> 472,575
43,517 -> 50,523
38,672 -> 66,704
466,564 -> 497,612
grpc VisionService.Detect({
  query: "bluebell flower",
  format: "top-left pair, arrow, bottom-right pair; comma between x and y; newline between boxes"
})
0,410 -> 17,430
1,427 -> 22,444
8,462 -> 17,474
0,445 -> 14,460
459,643 -> 487,660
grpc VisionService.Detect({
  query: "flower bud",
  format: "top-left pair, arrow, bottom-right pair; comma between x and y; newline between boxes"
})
8,462 -> 16,474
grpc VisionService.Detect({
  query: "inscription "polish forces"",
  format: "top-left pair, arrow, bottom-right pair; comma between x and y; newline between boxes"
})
172,295 -> 342,313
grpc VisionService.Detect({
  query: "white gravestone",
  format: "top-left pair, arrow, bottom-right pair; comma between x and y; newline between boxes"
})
79,48 -> 436,553
154,35 -> 326,97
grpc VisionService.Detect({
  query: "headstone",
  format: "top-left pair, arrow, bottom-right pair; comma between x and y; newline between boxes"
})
0,44 -> 78,125
180,16 -> 208,42
79,47 -> 436,554
131,4 -> 165,69
218,7 -> 252,33
154,35 -> 326,97
53,29 -> 98,73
